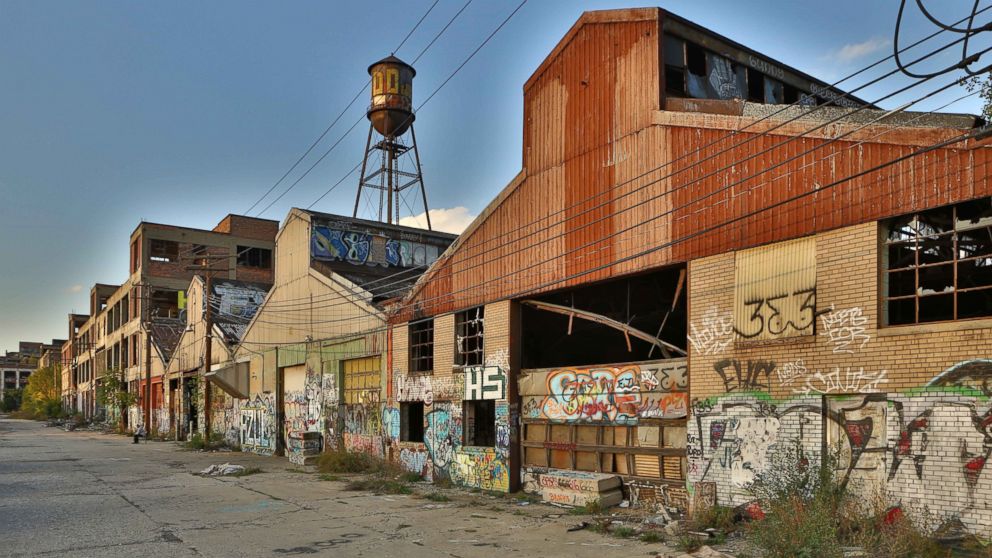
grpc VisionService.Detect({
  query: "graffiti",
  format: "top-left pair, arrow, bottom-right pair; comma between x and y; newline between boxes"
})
776,359 -> 808,387
344,404 -> 381,438
311,228 -> 371,264
521,360 -> 688,424
819,306 -> 870,353
734,288 -> 821,340
732,417 -> 780,487
713,359 -> 775,392
793,367 -> 888,395
464,366 -> 506,400
709,422 -> 726,449
450,447 -> 509,492
384,239 -> 435,267
212,281 -> 267,320
688,307 -> 734,355
926,359 -> 992,396
241,394 -> 276,456
396,374 -> 433,405
399,447 -> 431,479
424,403 -> 461,474
381,407 -> 400,440
342,433 -> 383,457
485,348 -> 510,371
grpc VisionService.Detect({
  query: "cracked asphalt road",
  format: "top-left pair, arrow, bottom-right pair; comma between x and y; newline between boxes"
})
0,418 -> 665,557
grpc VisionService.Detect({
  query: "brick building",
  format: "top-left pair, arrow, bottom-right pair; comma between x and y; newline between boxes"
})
219,209 -> 455,463
63,214 -> 278,426
381,6 -> 992,535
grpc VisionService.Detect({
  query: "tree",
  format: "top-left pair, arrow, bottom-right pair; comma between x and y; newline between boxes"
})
96,369 -> 136,429
1,388 -> 22,412
964,73 -> 992,121
21,366 -> 62,419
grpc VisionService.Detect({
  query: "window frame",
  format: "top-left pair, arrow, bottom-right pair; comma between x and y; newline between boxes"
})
882,198 -> 992,326
463,399 -> 496,447
400,401 -> 425,443
236,246 -> 272,269
408,319 -> 434,374
454,307 -> 485,367
149,239 -> 179,263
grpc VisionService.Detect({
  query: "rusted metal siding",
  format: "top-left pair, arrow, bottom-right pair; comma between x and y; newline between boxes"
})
668,126 -> 991,263
396,10 -> 990,322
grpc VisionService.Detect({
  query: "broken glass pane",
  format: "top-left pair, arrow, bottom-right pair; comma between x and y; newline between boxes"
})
955,197 -> 992,231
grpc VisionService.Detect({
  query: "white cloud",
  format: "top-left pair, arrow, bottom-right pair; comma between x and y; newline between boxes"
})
67,284 -> 83,293
829,37 -> 891,62
399,206 -> 476,235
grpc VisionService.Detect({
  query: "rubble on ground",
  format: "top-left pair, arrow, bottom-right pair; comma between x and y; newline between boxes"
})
199,463 -> 246,476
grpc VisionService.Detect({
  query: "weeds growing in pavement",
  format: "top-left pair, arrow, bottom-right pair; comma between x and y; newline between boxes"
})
744,440 -> 950,558
344,478 -> 412,495
184,432 -> 228,451
611,526 -> 636,539
638,531 -> 662,543
318,473 -> 340,482
567,499 -> 604,515
424,492 -> 449,502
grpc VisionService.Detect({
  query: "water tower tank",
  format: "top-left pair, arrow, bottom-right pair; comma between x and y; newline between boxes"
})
367,55 -> 415,138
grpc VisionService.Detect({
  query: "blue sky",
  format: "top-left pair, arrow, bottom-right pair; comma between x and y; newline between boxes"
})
0,0 -> 988,353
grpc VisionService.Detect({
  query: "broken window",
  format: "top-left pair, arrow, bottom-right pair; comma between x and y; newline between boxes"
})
400,402 -> 424,443
454,307 -> 484,366
464,400 -> 496,447
663,34 -> 687,97
884,197 -> 992,325
149,239 -> 178,263
408,319 -> 434,373
150,289 -> 180,319
237,246 -> 272,269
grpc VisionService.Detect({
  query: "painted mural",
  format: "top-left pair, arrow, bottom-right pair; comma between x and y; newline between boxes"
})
310,226 -> 440,268
520,359 -> 689,424
687,360 -> 992,539
241,393 -> 276,456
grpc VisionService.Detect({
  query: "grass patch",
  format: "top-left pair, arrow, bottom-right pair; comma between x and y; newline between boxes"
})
638,531 -> 662,543
424,492 -> 450,502
612,526 -> 636,539
317,449 -> 390,474
744,441 -> 951,558
285,467 -> 307,474
344,478 -> 412,495
674,531 -> 703,553
318,473 -> 340,482
433,476 -> 455,489
184,432 -> 228,451
230,467 -> 263,477
567,499 -> 604,515
400,472 -> 423,483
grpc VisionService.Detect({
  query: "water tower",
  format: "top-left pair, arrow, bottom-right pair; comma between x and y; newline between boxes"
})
353,55 -> 432,229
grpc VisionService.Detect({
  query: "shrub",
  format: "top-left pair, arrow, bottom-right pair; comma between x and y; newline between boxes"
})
185,432 -> 227,451
344,478 -> 412,494
611,526 -> 636,539
567,499 -> 604,515
318,449 -> 391,474
424,492 -> 450,502
691,503 -> 737,532
638,531 -> 662,543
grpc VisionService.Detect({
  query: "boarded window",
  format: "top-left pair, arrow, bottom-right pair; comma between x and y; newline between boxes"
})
342,356 -> 380,405
734,236 -> 817,341
884,198 -> 992,325
409,320 -> 434,373
454,306 -> 484,366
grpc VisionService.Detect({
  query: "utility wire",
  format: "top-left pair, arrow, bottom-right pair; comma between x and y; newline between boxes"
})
242,0 -> 442,215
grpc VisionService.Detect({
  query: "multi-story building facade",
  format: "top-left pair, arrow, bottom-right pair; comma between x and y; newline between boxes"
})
380,7 -> 992,538
64,214 -> 278,427
1,340 -> 64,401
213,209 -> 455,463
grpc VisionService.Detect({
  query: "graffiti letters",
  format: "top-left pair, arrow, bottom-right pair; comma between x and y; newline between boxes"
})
688,308 -> 734,355
464,366 -> 505,400
820,306 -> 870,353
714,359 -> 775,392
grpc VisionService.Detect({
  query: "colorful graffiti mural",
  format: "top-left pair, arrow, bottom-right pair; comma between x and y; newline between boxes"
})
310,226 -> 440,268
241,394 -> 276,456
687,360 -> 992,538
520,360 -> 688,423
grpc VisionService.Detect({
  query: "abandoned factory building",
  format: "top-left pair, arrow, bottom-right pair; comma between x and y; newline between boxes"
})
377,7 -> 992,537
47,6 -> 992,541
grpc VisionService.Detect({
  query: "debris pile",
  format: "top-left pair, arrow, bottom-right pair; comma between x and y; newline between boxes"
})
199,463 -> 246,476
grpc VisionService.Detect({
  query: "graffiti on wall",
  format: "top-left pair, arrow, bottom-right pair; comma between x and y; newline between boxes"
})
451,447 -> 510,492
241,394 -> 276,456
688,360 -> 992,539
521,360 -> 689,423
399,447 -> 431,480
688,308 -> 735,356
819,306 -> 871,354
311,226 -> 440,268
464,366 -> 506,400
382,406 -> 400,440
713,359 -> 776,392
732,236 -> 818,341
424,402 -> 462,478
396,374 -> 433,405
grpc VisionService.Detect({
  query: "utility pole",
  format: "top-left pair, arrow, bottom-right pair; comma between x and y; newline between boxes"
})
203,272 -> 213,441
144,283 -> 152,430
